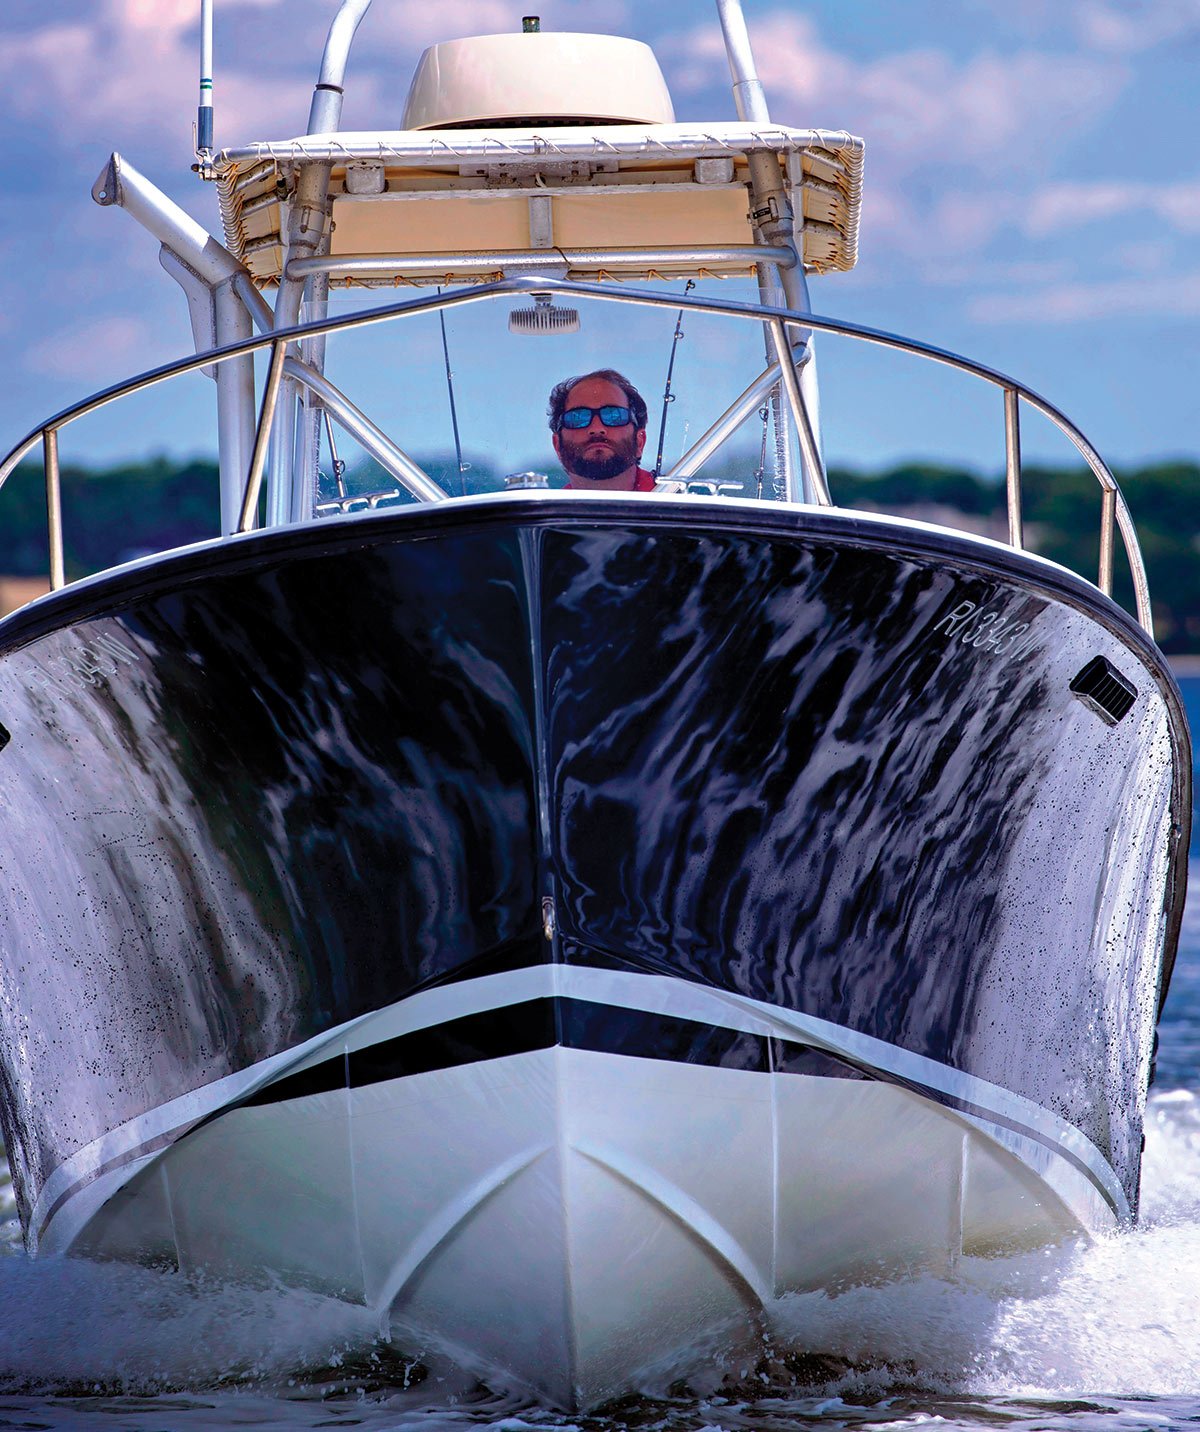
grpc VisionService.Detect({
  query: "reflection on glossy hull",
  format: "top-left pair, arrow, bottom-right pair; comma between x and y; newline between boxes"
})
0,499 -> 1187,1407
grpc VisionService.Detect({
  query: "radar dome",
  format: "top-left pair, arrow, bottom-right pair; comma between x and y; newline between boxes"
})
401,32 -> 675,130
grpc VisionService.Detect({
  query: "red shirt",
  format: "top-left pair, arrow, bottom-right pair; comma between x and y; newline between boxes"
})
565,467 -> 657,491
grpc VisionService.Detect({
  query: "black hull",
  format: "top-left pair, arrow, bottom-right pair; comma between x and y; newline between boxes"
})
0,498 -> 1188,1247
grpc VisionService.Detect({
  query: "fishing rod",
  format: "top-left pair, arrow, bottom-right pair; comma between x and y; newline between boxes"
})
437,287 -> 469,495
653,279 -> 695,477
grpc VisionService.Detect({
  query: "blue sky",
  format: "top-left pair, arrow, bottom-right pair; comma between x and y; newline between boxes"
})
0,0 -> 1197,479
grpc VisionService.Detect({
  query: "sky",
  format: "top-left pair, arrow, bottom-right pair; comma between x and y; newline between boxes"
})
0,0 -> 1197,481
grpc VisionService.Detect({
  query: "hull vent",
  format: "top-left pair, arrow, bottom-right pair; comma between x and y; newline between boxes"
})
1070,655 -> 1137,725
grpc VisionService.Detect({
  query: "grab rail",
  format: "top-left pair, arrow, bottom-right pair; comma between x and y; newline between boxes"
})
0,275 -> 1151,632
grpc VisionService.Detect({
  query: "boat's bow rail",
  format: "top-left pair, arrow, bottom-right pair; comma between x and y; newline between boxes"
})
0,275 -> 1152,633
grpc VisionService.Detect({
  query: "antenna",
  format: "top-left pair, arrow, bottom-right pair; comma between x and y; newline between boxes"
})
197,0 -> 214,155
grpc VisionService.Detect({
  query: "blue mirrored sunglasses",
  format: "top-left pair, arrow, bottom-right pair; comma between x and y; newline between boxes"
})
559,405 -> 633,431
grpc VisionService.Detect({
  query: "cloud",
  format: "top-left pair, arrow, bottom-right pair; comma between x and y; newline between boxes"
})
1160,185 -> 1200,230
969,0 -> 1200,53
667,12 -> 1126,166
0,0 -> 315,159
664,9 -> 1131,268
366,0 -> 540,45
847,188 -> 1025,275
1071,0 -> 1200,53
0,0 -> 638,162
25,314 -> 175,385
919,258 -> 1077,290
1114,239 -> 1177,273
969,270 -> 1200,323
1025,179 -> 1200,236
365,0 -> 631,46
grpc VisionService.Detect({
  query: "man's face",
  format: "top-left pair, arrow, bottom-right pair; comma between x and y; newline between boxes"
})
552,377 -> 647,488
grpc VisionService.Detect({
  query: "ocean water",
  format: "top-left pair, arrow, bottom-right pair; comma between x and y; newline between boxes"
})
2,686 -> 1199,1430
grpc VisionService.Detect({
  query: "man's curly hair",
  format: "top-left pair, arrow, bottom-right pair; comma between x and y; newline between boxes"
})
547,369 -> 648,432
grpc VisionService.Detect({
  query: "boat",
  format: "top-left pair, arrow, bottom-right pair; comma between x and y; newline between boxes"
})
0,0 -> 1189,1409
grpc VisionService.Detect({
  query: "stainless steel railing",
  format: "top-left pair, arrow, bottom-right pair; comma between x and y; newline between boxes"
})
0,275 -> 1152,632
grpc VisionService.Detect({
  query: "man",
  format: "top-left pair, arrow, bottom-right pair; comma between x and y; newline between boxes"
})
547,369 -> 656,491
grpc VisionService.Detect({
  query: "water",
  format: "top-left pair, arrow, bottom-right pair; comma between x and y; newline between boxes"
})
3,686 -> 1200,1430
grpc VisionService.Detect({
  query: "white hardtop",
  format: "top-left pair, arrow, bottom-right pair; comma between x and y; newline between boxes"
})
214,123 -> 863,288
209,22 -> 864,289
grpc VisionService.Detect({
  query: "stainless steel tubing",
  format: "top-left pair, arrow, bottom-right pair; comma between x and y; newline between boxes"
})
0,276 -> 1152,633
273,0 -> 375,523
1004,387 -> 1023,551
769,319 -> 829,504
284,356 -> 446,503
213,285 -> 257,535
270,0 -> 374,521
715,0 -> 771,124
92,153 -> 246,290
240,340 -> 289,532
233,272 -> 275,334
44,429 -> 65,591
232,161 -> 276,195
1100,487 -> 1116,597
308,0 -> 374,135
218,130 -> 863,168
1114,492 -> 1149,627
663,360 -> 782,480
285,245 -> 795,281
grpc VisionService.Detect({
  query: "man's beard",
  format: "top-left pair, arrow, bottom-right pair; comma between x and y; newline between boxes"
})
563,430 -> 640,481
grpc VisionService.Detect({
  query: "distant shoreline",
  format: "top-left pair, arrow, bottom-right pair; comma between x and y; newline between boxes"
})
1171,656 -> 1200,677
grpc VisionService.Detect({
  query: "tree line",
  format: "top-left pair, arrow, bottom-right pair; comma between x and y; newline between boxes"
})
3,455 -> 1198,652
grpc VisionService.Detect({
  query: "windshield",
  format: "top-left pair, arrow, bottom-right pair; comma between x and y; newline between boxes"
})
301,278 -> 802,508
0,275 -> 1150,634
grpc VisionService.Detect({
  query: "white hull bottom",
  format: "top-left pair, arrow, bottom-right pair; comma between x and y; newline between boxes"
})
77,1036 -> 1087,1407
